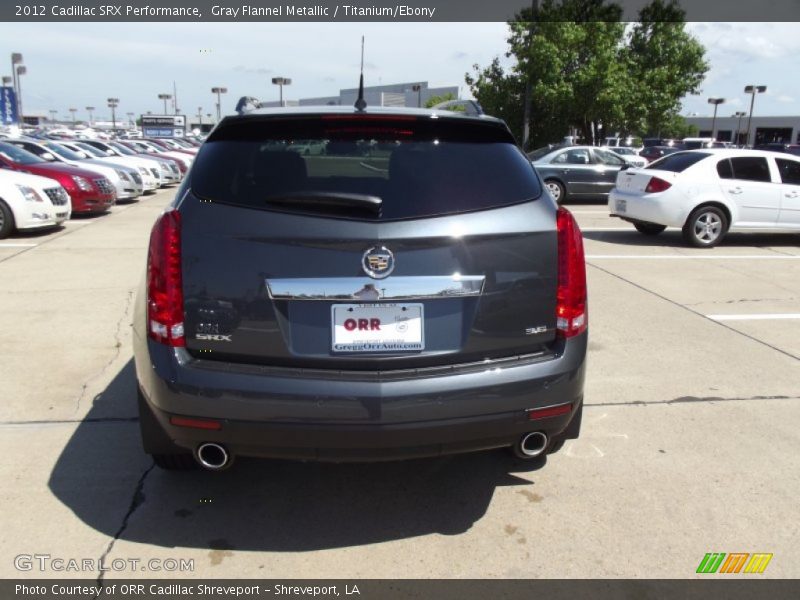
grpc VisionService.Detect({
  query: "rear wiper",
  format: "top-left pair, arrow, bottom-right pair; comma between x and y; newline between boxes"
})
263,192 -> 382,213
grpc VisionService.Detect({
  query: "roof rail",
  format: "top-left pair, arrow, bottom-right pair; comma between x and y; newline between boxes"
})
431,99 -> 484,116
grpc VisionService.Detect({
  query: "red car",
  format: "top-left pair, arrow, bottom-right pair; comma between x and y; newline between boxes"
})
0,142 -> 116,213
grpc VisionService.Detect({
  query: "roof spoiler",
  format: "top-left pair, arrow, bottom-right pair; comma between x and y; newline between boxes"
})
431,99 -> 484,116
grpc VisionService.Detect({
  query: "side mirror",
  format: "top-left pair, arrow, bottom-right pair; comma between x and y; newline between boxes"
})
41,152 -> 56,161
619,163 -> 630,171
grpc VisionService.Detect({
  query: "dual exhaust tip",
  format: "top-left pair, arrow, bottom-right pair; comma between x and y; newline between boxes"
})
513,431 -> 549,459
196,442 -> 232,470
196,434 -> 548,468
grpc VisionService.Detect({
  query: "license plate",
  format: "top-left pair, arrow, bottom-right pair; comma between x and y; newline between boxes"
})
615,199 -> 627,213
331,303 -> 424,353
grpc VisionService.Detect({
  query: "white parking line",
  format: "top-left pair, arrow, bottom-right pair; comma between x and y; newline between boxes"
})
586,254 -> 800,259
707,314 -> 800,321
0,243 -> 37,248
570,210 -> 610,214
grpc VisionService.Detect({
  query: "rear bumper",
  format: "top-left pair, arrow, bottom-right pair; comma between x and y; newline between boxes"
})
608,188 -> 687,227
134,329 -> 587,462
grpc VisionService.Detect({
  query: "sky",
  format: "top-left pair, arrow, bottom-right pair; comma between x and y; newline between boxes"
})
0,21 -> 798,123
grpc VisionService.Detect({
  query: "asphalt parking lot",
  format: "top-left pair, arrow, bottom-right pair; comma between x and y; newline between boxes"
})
0,190 -> 798,579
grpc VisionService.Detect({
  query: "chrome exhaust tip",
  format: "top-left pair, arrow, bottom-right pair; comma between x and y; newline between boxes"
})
513,432 -> 549,459
196,442 -> 231,470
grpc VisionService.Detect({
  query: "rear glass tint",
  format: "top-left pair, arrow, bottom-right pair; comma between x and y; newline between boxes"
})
647,151 -> 709,172
776,158 -> 800,185
730,157 -> 771,182
191,116 -> 542,220
717,159 -> 733,179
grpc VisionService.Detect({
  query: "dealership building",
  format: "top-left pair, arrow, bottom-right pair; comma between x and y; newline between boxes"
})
685,115 -> 800,145
259,81 -> 461,109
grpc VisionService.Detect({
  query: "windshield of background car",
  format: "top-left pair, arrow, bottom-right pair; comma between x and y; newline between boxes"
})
45,143 -> 87,161
594,149 -> 626,166
647,151 -> 710,172
0,142 -> 46,165
527,146 -> 555,161
191,116 -> 542,220
109,143 -> 136,156
75,144 -> 106,157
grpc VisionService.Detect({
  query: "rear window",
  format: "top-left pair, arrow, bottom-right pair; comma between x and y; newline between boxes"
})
191,116 -> 541,220
776,158 -> 800,185
729,157 -> 771,182
647,151 -> 709,172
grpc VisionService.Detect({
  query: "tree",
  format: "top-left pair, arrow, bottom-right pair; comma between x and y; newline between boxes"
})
626,0 -> 708,136
465,0 -> 708,148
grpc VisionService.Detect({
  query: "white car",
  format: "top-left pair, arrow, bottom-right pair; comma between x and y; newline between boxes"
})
602,146 -> 647,168
609,149 -> 800,247
60,141 -> 159,193
0,170 -> 71,238
6,139 -> 143,201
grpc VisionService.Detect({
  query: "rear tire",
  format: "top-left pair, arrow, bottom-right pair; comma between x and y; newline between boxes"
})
634,222 -> 667,236
137,388 -> 196,470
0,200 -> 15,239
544,180 -> 566,204
682,206 -> 728,248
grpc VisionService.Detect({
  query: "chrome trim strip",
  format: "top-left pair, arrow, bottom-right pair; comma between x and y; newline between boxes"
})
266,276 -> 485,301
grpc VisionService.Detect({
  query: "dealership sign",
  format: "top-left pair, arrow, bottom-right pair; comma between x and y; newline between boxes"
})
141,114 -> 185,138
1,86 -> 19,125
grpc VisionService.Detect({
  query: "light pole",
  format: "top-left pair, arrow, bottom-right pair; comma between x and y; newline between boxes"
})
11,52 -> 22,123
197,106 -> 202,127
126,112 -> 134,128
733,111 -> 747,147
707,98 -> 725,140
107,97 -> 119,132
86,106 -> 95,125
211,87 -> 227,121
158,93 -> 172,114
15,65 -> 26,123
271,77 -> 291,106
48,109 -> 57,122
743,85 -> 767,147
69,108 -> 77,124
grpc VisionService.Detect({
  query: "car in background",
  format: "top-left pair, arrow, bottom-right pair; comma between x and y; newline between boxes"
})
639,145 -> 682,163
531,145 -> 628,203
755,143 -> 800,156
133,106 -> 587,471
121,140 -> 193,170
642,138 -> 681,148
80,140 -> 177,187
59,141 -> 159,194
601,146 -> 647,168
0,169 -> 71,238
144,138 -> 198,156
0,142 -> 115,213
116,140 -> 188,181
6,139 -> 141,202
609,149 -> 800,247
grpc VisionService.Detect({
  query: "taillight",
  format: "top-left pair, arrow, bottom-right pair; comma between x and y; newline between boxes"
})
644,176 -> 672,193
556,207 -> 587,338
147,209 -> 185,346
